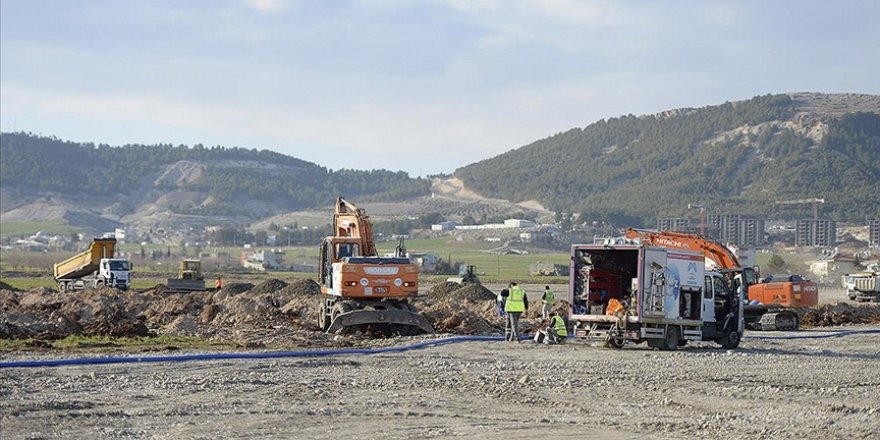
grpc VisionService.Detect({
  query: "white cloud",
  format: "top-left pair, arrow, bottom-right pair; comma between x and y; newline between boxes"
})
244,0 -> 291,14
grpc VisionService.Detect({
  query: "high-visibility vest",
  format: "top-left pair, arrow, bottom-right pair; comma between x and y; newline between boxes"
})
551,315 -> 568,337
505,286 -> 525,313
543,289 -> 554,304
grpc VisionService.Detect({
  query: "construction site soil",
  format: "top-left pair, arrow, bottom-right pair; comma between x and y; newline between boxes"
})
2,281 -> 880,438
1,281 -> 880,347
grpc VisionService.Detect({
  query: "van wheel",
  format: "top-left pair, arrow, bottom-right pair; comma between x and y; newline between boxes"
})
719,330 -> 741,349
660,326 -> 679,351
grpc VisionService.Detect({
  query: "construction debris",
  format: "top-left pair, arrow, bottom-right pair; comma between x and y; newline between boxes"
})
3,281 -> 877,348
800,303 -> 880,327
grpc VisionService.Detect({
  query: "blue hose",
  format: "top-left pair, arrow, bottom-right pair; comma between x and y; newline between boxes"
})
744,328 -> 880,340
0,335 -> 507,369
2,329 -> 878,369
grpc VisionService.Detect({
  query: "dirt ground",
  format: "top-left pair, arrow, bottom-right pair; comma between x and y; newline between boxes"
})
1,328 -> 878,439
1,281 -> 879,438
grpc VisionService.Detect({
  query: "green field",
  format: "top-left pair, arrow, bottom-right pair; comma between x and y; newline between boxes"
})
0,220 -> 84,238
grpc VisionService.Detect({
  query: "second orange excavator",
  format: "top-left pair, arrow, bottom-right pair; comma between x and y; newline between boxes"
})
624,228 -> 817,330
317,197 -> 433,334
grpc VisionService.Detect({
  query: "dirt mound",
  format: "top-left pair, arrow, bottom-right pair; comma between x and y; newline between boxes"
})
219,283 -> 253,296
0,280 -> 19,291
800,303 -> 880,327
419,298 -> 499,335
251,279 -> 289,295
0,288 -> 149,339
427,281 -> 497,302
277,278 -> 321,300
0,276 -> 549,347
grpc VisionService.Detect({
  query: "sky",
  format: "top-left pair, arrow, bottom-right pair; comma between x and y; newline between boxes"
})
1,0 -> 879,176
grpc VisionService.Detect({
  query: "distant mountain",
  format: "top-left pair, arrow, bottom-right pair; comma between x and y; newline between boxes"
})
0,134 -> 430,231
455,93 -> 880,225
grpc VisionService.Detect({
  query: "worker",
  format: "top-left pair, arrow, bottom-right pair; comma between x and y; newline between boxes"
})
541,285 -> 555,319
542,310 -> 568,344
497,284 -> 510,317
215,277 -> 223,290
503,282 -> 528,342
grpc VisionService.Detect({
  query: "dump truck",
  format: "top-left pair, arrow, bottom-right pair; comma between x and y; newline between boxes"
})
569,243 -> 744,350
166,259 -> 206,292
843,272 -> 880,302
317,197 -> 433,334
54,238 -> 131,292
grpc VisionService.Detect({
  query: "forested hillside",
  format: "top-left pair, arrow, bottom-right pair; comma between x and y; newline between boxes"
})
456,94 -> 880,224
0,134 -> 430,218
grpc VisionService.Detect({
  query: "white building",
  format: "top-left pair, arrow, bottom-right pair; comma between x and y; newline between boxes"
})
241,250 -> 286,271
431,221 -> 458,231
504,219 -> 535,228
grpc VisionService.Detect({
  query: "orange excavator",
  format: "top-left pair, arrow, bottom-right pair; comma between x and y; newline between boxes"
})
624,228 -> 816,330
317,197 -> 433,334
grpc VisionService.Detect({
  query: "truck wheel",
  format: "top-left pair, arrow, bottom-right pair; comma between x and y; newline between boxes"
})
95,280 -> 105,289
607,336 -> 625,349
59,282 -> 66,292
719,330 -> 741,349
848,292 -> 857,300
318,302 -> 330,331
660,326 -> 679,351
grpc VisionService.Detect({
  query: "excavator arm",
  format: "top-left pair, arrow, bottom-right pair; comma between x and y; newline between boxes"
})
624,228 -> 742,269
333,197 -> 378,258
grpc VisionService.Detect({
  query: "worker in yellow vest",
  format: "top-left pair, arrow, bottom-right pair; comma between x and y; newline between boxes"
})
546,311 -> 568,344
502,281 -> 528,341
541,285 -> 554,319
535,310 -> 568,344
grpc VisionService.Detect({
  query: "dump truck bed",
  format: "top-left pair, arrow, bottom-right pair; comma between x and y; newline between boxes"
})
53,238 -> 117,280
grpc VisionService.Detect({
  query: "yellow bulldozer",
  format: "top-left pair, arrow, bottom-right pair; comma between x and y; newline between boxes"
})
166,259 -> 206,292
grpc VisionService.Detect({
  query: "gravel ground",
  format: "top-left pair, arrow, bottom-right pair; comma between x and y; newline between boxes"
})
2,327 -> 879,440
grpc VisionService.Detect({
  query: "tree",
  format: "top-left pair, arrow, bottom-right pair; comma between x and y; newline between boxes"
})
767,254 -> 786,272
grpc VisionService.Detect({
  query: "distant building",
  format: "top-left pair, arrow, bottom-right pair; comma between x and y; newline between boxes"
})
449,219 -> 536,231
504,219 -> 535,228
431,221 -> 457,231
708,214 -> 765,246
795,219 -> 837,247
809,252 -> 857,283
869,219 -> 880,247
656,218 -> 692,232
241,249 -> 285,271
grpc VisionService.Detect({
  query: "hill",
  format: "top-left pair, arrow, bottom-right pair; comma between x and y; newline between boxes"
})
0,134 -> 430,232
455,93 -> 880,224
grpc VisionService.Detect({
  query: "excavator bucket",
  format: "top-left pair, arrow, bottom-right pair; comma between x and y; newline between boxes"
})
327,308 -> 434,334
